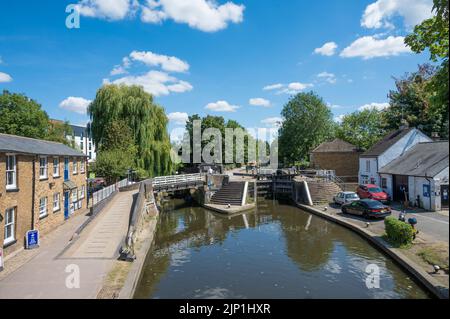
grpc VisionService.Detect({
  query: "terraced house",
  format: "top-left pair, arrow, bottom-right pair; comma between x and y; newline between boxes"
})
0,133 -> 88,257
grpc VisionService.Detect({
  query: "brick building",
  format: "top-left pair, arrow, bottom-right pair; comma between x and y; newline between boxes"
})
0,133 -> 88,258
310,138 -> 362,181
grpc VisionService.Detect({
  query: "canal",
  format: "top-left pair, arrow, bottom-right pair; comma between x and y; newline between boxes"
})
134,199 -> 430,299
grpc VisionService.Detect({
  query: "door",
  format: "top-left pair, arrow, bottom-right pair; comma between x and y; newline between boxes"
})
64,157 -> 69,181
441,185 -> 449,209
64,191 -> 70,220
393,175 -> 409,202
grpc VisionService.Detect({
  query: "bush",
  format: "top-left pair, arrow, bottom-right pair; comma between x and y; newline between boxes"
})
384,216 -> 415,247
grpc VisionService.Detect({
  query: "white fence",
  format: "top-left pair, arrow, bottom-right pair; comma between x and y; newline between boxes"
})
152,174 -> 203,188
92,178 -> 128,206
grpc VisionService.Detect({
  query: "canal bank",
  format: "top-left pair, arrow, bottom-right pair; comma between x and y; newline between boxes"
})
296,203 -> 449,299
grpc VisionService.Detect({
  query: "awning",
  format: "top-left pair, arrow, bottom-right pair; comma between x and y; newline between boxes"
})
63,180 -> 78,191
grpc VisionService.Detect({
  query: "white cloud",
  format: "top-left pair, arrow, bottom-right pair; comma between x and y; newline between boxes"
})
140,0 -> 245,32
317,72 -> 337,84
278,82 -> 313,95
263,83 -> 283,91
0,72 -> 13,83
359,102 -> 390,111
59,97 -> 92,114
261,117 -> 283,128
110,57 -> 131,76
249,98 -> 271,107
334,114 -> 346,123
340,35 -> 411,59
205,100 -> 239,112
361,0 -> 433,29
327,103 -> 342,109
107,70 -> 193,96
75,0 -> 138,20
129,50 -> 189,73
168,112 -> 189,125
314,42 -> 338,56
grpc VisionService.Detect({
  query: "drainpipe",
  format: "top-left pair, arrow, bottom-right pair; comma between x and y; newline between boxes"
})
31,156 -> 36,230
425,174 -> 432,211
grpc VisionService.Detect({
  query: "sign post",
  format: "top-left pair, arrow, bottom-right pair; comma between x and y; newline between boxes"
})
25,230 -> 40,250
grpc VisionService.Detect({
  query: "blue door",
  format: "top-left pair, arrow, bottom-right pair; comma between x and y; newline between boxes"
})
64,157 -> 69,181
64,191 -> 70,220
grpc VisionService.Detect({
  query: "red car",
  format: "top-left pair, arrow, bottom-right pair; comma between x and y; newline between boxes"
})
356,184 -> 390,203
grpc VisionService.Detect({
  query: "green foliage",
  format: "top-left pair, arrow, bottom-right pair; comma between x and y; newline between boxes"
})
278,92 -> 335,165
384,216 -> 415,248
92,149 -> 135,185
405,0 -> 449,62
0,90 -> 51,139
336,109 -> 388,150
404,1 -> 449,138
184,114 -> 259,167
89,84 -> 172,177
0,90 -> 77,146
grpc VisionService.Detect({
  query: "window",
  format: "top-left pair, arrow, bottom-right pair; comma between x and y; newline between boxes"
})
53,157 -> 60,177
39,197 -> 48,218
80,159 -> 85,173
80,141 -> 84,150
53,193 -> 60,212
88,152 -> 92,159
381,178 -> 387,189
79,185 -> 85,199
72,158 -> 78,174
6,155 -> 17,189
4,207 -> 15,245
89,143 -> 92,151
365,160 -> 371,172
39,156 -> 48,179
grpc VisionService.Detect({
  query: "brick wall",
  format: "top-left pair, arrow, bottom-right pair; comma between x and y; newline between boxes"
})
0,153 -> 87,258
0,154 -> 34,256
310,152 -> 360,178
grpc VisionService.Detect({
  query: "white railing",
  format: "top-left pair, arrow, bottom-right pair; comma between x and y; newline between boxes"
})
92,178 -> 128,206
152,174 -> 203,188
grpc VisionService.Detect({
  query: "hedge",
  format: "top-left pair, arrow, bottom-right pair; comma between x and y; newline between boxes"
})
384,216 -> 415,247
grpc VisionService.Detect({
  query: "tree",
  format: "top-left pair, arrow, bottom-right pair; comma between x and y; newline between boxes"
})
404,0 -> 449,138
336,109 -> 388,150
278,92 -> 335,166
93,119 -> 137,184
386,64 -> 447,137
88,84 -> 172,177
0,90 -> 50,139
47,120 -> 74,147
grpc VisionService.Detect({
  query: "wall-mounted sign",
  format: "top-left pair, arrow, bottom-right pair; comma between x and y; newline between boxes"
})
0,248 -> 4,272
26,230 -> 39,249
423,184 -> 431,198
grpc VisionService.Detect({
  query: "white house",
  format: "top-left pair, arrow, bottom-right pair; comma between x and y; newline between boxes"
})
378,141 -> 449,211
68,124 -> 97,163
358,127 -> 431,187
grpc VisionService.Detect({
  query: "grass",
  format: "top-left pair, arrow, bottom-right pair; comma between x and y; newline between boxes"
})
418,245 -> 449,273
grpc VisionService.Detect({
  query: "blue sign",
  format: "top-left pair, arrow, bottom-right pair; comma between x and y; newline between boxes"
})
26,230 -> 39,249
423,185 -> 430,198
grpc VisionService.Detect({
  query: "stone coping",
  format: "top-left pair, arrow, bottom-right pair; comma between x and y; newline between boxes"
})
203,203 -> 256,215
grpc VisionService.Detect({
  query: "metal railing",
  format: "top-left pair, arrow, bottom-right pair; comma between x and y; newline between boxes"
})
152,173 -> 204,188
92,178 -> 128,206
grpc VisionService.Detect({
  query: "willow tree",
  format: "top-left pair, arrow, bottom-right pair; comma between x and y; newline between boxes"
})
88,84 -> 172,177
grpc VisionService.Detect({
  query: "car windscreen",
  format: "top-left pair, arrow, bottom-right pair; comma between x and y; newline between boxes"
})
365,201 -> 384,208
345,194 -> 358,199
368,187 -> 382,193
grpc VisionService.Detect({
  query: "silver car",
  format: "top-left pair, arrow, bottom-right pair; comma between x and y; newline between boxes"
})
334,191 -> 360,205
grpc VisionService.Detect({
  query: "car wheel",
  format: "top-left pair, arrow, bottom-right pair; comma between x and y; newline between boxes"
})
342,207 -> 347,214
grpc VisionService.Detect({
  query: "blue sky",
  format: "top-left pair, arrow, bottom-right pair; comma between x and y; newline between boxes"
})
0,0 -> 434,138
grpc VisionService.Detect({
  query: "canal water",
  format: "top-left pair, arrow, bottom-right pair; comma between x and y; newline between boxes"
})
134,199 -> 430,299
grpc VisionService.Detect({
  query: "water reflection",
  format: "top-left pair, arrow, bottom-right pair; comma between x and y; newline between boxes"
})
134,199 -> 429,299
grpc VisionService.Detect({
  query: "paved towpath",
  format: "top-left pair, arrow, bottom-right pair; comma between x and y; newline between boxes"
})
0,190 -> 136,299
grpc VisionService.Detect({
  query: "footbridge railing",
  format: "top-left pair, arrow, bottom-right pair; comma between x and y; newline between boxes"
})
152,173 -> 205,192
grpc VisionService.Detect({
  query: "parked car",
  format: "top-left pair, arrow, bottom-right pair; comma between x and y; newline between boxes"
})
356,184 -> 390,203
333,191 -> 360,205
341,199 -> 392,219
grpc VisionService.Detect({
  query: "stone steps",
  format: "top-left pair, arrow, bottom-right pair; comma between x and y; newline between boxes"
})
210,182 -> 245,206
